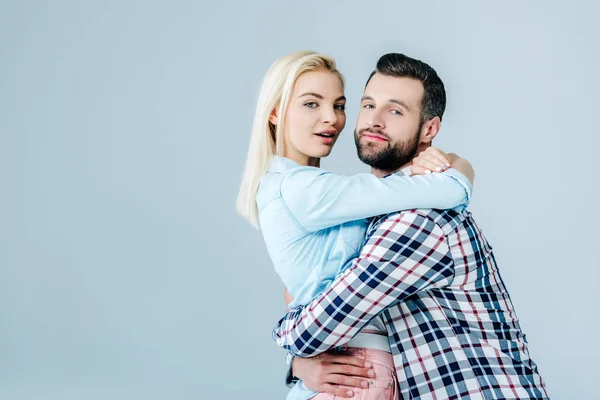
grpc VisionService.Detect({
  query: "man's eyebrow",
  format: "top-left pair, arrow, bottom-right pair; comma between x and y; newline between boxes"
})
389,99 -> 411,111
361,95 -> 411,111
299,92 -> 346,102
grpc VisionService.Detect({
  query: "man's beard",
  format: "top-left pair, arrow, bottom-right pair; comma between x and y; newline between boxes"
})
354,123 -> 423,171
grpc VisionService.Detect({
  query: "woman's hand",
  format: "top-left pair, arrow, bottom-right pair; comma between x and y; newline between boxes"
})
411,147 -> 452,175
292,352 -> 374,398
411,148 -> 475,184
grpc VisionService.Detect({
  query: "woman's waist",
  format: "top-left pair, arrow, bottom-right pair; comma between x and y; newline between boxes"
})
346,331 -> 391,353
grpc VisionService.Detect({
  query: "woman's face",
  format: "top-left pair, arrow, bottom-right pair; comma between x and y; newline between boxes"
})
274,70 -> 346,166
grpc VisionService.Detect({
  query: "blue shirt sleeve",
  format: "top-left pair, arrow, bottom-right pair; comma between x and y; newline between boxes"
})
279,167 -> 472,232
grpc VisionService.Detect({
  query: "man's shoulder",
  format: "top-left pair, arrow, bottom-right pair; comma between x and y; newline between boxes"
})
370,208 -> 472,237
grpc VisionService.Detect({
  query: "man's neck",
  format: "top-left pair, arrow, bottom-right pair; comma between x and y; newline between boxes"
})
371,161 -> 411,178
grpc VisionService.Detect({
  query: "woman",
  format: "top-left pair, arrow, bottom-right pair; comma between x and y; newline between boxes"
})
236,51 -> 474,400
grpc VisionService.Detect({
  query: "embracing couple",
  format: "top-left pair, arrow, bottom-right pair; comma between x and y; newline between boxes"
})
237,51 -> 548,400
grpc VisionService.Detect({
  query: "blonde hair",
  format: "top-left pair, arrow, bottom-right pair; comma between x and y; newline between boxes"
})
236,50 -> 344,229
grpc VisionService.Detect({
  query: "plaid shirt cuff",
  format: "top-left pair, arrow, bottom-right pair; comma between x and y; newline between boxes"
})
285,352 -> 298,388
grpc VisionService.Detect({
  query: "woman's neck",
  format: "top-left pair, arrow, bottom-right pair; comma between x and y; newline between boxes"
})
283,150 -> 320,168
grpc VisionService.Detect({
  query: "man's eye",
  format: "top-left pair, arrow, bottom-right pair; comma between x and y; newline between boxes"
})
363,104 -> 374,109
304,102 -> 318,108
391,109 -> 402,115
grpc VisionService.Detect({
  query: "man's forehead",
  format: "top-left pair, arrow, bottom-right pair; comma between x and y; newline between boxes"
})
363,74 -> 424,106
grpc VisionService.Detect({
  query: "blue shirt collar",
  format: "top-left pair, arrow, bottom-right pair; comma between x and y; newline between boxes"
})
383,166 -> 411,178
268,155 -> 302,173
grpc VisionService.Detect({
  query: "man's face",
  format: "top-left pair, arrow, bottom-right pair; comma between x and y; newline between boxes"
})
354,73 -> 425,171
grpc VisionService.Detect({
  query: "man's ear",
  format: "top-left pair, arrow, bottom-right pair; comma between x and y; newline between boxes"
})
269,107 -> 279,125
420,116 -> 441,144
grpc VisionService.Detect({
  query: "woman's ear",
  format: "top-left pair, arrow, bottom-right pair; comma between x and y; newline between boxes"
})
269,108 -> 279,125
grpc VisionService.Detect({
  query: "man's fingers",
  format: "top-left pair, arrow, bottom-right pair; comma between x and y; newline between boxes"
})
326,354 -> 370,368
330,374 -> 370,389
321,383 -> 356,398
328,364 -> 375,378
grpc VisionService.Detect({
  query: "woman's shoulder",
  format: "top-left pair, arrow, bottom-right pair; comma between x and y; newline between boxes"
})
256,170 -> 285,208
256,165 -> 322,208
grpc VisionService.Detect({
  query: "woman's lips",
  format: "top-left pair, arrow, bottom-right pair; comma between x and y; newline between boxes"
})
315,131 -> 336,145
315,134 -> 335,145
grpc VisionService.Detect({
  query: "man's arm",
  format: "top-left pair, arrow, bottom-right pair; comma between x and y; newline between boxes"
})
272,210 -> 455,357
281,288 -> 371,398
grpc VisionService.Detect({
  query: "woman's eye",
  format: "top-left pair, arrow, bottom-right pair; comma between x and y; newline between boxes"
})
304,102 -> 318,108
334,104 -> 346,111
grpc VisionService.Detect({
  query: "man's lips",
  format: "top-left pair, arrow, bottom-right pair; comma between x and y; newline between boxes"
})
362,131 -> 388,142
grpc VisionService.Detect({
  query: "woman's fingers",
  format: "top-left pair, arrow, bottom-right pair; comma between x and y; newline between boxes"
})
414,159 -> 446,174
411,165 -> 433,175
412,147 -> 454,175
427,147 -> 452,166
418,148 -> 451,167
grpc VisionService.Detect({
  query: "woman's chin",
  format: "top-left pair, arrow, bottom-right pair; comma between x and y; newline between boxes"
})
319,144 -> 339,156
313,148 -> 333,158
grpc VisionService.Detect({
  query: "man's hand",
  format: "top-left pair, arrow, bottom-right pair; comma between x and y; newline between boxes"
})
292,352 -> 375,398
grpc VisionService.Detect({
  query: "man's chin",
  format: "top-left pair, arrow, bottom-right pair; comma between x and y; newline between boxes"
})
358,151 -> 384,166
358,145 -> 384,158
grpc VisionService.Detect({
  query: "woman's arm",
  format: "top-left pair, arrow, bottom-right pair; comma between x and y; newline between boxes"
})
280,149 -> 473,232
448,153 -> 475,184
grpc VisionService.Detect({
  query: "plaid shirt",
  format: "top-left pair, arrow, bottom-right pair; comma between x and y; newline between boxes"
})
273,208 -> 548,399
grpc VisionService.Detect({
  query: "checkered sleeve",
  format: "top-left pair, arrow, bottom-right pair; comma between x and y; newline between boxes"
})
272,210 -> 455,357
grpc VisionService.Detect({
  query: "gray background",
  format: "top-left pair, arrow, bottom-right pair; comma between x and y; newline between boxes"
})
1,0 -> 598,399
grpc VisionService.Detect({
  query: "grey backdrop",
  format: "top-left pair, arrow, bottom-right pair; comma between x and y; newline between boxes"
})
1,1 -> 598,399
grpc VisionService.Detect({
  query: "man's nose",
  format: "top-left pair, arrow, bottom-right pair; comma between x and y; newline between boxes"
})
367,109 -> 385,130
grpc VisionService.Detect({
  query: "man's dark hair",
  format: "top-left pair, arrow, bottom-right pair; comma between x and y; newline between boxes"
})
366,53 -> 446,122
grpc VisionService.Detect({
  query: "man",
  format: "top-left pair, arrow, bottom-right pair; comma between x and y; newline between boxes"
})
274,53 -> 548,399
